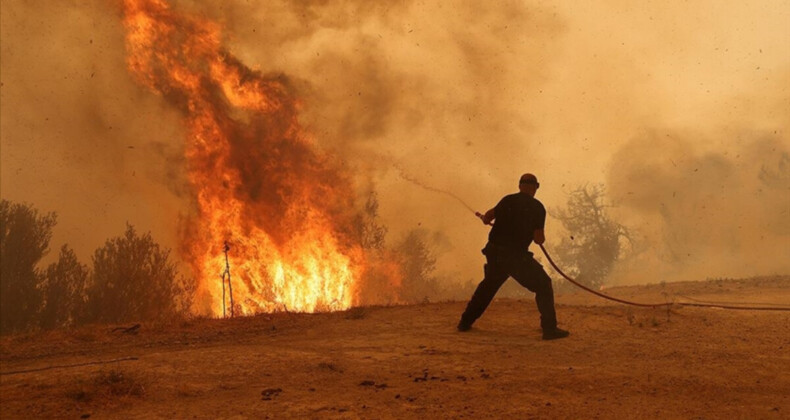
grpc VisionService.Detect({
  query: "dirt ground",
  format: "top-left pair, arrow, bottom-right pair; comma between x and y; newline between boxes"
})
2,276 -> 789,419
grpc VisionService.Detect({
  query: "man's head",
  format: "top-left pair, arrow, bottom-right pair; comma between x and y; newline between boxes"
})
519,173 -> 539,196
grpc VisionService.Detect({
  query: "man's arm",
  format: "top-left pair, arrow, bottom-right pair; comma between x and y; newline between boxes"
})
482,208 -> 495,225
475,208 -> 496,225
533,201 -> 547,244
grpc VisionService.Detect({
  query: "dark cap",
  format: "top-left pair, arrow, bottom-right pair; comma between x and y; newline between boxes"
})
519,173 -> 538,184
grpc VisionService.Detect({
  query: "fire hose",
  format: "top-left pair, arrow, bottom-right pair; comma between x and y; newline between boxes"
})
473,212 -> 790,312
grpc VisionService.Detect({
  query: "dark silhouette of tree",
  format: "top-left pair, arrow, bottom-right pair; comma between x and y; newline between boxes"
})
552,185 -> 632,289
40,245 -> 89,329
758,151 -> 789,188
395,229 -> 440,303
85,224 -> 188,323
0,200 -> 56,334
354,192 -> 388,251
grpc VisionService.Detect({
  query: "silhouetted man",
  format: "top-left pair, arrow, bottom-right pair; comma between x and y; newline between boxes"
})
458,173 -> 569,340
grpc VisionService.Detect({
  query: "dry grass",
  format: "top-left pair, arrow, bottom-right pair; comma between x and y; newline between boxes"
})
317,362 -> 344,372
343,307 -> 368,320
1,276 -> 787,418
64,369 -> 145,403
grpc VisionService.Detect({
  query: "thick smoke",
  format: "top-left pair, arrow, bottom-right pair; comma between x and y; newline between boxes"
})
605,66 -> 790,283
2,0 -> 789,292
607,129 -> 790,283
1,0 -> 190,262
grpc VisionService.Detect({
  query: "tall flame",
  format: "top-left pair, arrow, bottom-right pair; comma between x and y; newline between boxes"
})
121,0 -> 389,315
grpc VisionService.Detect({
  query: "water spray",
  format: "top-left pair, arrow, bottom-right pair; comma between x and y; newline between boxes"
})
392,164 -> 479,215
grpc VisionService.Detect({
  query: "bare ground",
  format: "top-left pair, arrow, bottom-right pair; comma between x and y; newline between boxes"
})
1,276 -> 789,419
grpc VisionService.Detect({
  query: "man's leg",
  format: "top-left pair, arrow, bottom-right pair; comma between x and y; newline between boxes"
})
511,256 -> 559,332
458,259 -> 509,330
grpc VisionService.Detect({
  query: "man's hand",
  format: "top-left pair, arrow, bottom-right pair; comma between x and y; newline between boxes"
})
533,228 -> 545,245
476,209 -> 495,225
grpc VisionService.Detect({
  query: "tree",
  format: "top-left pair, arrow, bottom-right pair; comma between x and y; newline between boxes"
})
85,224 -> 189,323
552,185 -> 632,289
394,229 -> 441,303
0,200 -> 56,334
40,245 -> 89,329
354,192 -> 388,251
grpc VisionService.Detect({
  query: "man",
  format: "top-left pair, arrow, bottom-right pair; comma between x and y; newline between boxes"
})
458,173 -> 569,340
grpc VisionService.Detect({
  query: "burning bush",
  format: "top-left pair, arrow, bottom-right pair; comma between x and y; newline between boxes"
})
120,0 -> 405,315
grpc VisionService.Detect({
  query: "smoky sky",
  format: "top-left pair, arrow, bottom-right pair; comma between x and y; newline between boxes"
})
1,0 -> 788,285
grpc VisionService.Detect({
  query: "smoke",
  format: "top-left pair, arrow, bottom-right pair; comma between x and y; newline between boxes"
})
605,67 -> 790,283
2,0 -> 789,293
607,128 -> 790,283
0,0 -> 190,262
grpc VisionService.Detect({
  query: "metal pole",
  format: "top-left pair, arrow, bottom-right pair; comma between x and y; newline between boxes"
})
223,241 -> 234,317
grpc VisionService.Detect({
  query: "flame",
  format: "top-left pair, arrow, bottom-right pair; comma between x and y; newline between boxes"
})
121,0 -> 395,315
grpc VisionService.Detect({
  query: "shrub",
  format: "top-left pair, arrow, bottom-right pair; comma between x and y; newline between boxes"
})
40,245 -> 89,329
355,192 -> 388,251
85,224 -> 189,323
0,200 -> 56,334
394,229 -> 440,303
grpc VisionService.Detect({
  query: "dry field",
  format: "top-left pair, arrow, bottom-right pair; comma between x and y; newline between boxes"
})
2,276 -> 789,419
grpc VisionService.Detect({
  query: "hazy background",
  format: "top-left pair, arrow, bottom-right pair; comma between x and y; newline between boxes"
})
2,0 -> 788,288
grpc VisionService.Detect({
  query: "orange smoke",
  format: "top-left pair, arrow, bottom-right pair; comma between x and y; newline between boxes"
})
121,0 -> 398,315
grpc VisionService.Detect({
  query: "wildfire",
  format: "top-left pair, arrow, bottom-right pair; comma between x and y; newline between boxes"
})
121,0 -> 391,315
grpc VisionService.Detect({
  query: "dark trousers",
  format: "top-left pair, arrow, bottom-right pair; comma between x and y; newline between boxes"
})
460,244 -> 557,331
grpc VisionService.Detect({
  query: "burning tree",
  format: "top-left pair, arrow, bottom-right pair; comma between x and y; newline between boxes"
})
551,184 -> 633,289
121,0 -> 401,316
